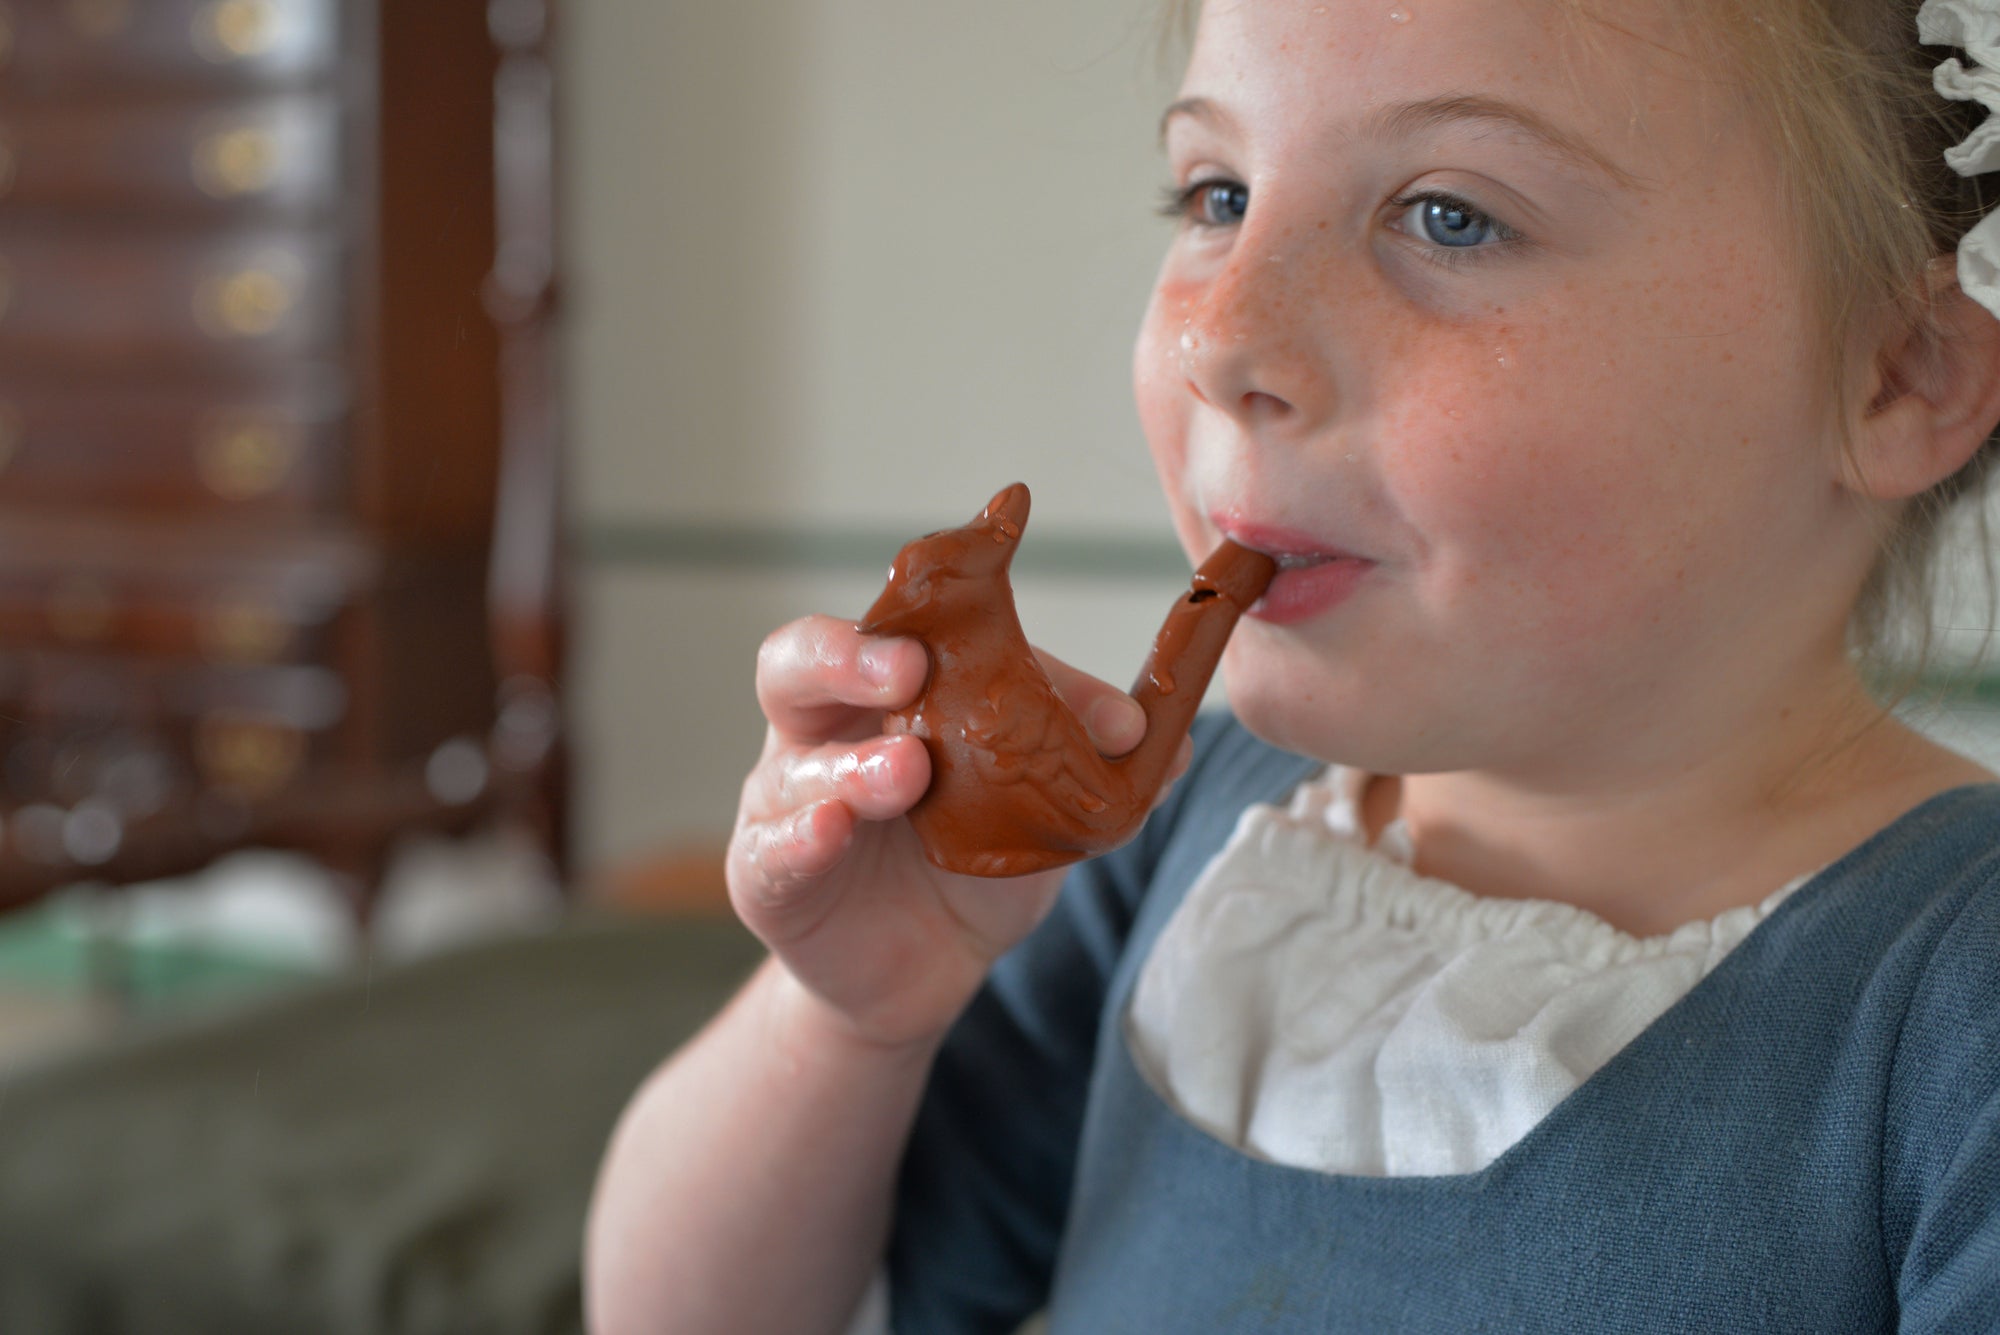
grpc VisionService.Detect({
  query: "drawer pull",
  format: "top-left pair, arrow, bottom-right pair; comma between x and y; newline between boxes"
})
192,126 -> 277,199
197,711 -> 303,796
195,265 -> 294,339
62,801 -> 123,866
200,600 -> 290,663
426,737 -> 489,805
47,576 -> 116,644
64,0 -> 133,39
193,0 -> 275,62
195,414 -> 300,499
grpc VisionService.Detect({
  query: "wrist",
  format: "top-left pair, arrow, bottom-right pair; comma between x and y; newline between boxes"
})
755,958 -> 953,1075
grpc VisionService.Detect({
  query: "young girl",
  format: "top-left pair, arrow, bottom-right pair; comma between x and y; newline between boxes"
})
586,0 -> 2000,1329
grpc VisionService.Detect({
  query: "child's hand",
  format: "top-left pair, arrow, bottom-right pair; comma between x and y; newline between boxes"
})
730,613 -> 1156,1053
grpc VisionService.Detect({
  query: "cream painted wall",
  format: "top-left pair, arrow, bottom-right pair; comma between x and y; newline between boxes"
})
567,0 -> 1179,533
563,2 -> 1195,866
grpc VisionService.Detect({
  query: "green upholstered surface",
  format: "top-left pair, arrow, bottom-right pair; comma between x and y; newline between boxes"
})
0,913 -> 764,1335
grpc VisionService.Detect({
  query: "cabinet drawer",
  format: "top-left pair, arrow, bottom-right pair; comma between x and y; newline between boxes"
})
0,229 -> 341,363
0,376 -> 345,516
0,516 -> 372,664
0,571 -> 341,664
0,654 -> 344,804
0,95 -> 339,216
0,0 -> 336,95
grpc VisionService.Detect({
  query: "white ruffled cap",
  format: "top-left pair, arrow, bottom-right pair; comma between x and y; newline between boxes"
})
1960,209 -> 2000,313
1924,1 -> 2000,320
1936,58 -> 2000,173
1923,0 -> 2000,68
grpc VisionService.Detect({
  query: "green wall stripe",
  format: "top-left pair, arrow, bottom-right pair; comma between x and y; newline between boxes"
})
1903,669 -> 2000,708
580,518 -> 1189,580
579,519 -> 2000,703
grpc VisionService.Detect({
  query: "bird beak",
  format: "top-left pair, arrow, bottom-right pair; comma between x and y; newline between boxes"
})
982,483 -> 1030,537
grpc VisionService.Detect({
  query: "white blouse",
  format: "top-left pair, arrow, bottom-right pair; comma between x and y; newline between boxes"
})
845,768 -> 1807,1332
1125,768 -> 1807,1178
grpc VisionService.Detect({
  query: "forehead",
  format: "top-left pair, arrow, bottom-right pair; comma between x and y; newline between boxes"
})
1179,0 -> 1747,182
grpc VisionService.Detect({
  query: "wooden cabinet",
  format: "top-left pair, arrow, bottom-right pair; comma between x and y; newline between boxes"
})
0,0 -> 560,916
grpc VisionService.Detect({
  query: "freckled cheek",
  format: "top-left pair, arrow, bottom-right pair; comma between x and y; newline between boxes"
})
1590,240 -> 1817,439
1367,330 -> 1580,520
1381,303 -> 1798,651
1373,311 -> 1682,575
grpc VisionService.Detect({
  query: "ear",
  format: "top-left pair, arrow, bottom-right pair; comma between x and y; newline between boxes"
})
1842,262 -> 2000,501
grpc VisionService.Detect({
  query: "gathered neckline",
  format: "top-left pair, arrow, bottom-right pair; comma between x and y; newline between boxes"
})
1116,774 -> 2000,1183
1277,767 -> 1809,965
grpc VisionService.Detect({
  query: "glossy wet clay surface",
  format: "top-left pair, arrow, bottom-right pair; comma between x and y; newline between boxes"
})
857,484 -> 1276,876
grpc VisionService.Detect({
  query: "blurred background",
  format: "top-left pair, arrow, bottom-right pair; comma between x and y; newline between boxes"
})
0,0 -> 1191,994
0,1 -> 1989,1331
0,1 -> 1197,1330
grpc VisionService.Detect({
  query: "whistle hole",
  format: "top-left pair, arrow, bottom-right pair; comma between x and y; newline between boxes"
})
1188,589 -> 1220,604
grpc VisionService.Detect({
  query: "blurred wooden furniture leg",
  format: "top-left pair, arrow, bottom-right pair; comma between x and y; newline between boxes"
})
486,0 -> 570,891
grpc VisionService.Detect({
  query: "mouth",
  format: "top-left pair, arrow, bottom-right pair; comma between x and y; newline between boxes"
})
1211,515 -> 1373,626
1271,550 -> 1340,571
1212,516 -> 1356,566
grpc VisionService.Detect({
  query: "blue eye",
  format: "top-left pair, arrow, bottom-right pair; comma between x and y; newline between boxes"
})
1197,182 -> 1249,226
1392,191 -> 1514,250
1159,178 -> 1249,227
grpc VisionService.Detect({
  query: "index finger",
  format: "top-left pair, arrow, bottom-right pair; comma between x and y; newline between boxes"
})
756,615 -> 930,742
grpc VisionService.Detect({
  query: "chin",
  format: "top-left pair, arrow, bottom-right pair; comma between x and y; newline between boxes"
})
1218,633 -> 1455,776
1226,690 -> 1322,761
1217,637 -> 1345,765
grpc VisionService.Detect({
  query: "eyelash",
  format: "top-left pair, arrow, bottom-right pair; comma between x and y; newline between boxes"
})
1156,178 -> 1237,227
1156,179 -> 1524,265
1386,189 -> 1523,266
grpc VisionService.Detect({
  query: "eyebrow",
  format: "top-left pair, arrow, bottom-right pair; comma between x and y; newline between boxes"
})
1159,93 -> 1644,192
1378,95 -> 1643,191
1158,95 -> 1233,146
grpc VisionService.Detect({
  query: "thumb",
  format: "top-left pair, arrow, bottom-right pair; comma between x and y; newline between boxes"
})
1032,647 -> 1146,757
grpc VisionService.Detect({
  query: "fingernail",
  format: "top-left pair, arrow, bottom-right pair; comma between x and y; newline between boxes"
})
788,801 -> 825,847
1084,694 -> 1146,751
859,747 -> 896,794
859,641 -> 904,690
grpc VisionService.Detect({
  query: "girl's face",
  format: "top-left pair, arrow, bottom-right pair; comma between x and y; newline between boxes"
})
1138,0 -> 1887,782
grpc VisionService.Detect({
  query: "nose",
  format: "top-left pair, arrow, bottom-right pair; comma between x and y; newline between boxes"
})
1176,237 -> 1339,429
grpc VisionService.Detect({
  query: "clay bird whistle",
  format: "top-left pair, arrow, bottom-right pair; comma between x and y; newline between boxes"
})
856,482 -> 1277,877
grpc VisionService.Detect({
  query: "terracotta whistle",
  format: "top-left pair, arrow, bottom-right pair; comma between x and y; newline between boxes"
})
857,483 -> 1277,877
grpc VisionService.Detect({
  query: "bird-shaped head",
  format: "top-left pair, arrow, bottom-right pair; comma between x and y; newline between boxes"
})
858,483 -> 1030,636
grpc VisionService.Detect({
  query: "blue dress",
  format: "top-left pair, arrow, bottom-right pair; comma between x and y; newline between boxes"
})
886,716 -> 2000,1332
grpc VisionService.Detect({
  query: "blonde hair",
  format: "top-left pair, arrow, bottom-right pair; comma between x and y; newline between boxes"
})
1157,0 -> 1999,675
1676,0 -> 1995,675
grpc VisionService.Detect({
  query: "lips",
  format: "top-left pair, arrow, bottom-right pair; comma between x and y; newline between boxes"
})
1212,516 -> 1374,626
